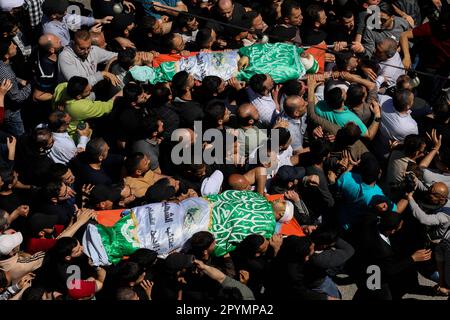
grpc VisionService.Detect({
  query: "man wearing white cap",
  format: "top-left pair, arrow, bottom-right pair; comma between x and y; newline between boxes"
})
0,232 -> 44,284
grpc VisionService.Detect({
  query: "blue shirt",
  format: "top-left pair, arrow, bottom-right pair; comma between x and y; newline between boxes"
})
336,171 -> 397,229
315,100 -> 368,136
138,0 -> 178,19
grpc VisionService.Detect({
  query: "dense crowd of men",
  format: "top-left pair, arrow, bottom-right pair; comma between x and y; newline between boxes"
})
0,0 -> 449,301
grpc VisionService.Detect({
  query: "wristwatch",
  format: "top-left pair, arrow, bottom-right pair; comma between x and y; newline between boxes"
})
374,116 -> 382,122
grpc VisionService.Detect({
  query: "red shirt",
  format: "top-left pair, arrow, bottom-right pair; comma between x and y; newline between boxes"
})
26,225 -> 65,255
412,22 -> 450,69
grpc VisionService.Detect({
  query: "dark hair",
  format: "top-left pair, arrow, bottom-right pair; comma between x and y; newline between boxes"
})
325,87 -> 345,110
282,80 -> 303,96
346,84 -> 365,108
0,13 -> 17,36
0,164 -> 14,192
150,83 -> 172,107
137,115 -> 162,140
305,4 -> 324,24
335,51 -> 356,71
433,96 -> 450,123
310,224 -> 339,247
379,211 -> 403,233
47,237 -> 79,262
340,10 -> 354,20
161,33 -> 181,53
403,135 -> 426,158
171,71 -> 190,97
32,127 -> 53,151
48,110 -> 68,132
125,152 -> 146,176
393,89 -> 413,112
204,100 -> 226,129
335,122 -> 362,147
188,231 -> 215,259
234,234 -> 265,259
136,15 -> 158,34
67,76 -> 89,99
175,14 -> 196,30
145,178 -> 176,203
360,152 -> 380,184
281,0 -> 301,19
128,248 -> 158,270
21,287 -> 46,300
216,287 -> 243,300
47,163 -> 70,183
202,76 -> 222,94
123,82 -> 143,103
278,128 -> 292,146
310,138 -> 331,165
85,138 -> 107,163
0,38 -> 12,61
42,180 -> 63,201
196,28 -> 214,49
74,29 -> 91,42
115,261 -> 145,286
249,74 -> 268,95
118,48 -> 137,70
378,2 -> 394,16
276,235 -> 312,263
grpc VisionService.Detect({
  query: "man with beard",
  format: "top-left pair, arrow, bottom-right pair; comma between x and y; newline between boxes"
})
57,30 -> 119,89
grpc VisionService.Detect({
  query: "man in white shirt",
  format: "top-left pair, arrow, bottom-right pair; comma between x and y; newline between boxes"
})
48,110 -> 90,164
278,95 -> 308,153
374,89 -> 418,159
246,74 -> 280,128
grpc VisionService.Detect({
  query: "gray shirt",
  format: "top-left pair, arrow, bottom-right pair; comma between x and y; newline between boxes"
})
58,45 -> 117,86
409,198 -> 450,242
362,16 -> 410,58
221,276 -> 255,300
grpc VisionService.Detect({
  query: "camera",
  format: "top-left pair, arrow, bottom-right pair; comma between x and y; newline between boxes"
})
390,172 -> 417,195
77,121 -> 87,130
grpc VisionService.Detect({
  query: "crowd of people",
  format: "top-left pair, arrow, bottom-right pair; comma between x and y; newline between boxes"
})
0,0 -> 449,301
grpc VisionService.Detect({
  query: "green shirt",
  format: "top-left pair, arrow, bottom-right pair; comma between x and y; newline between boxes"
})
315,100 -> 368,136
53,82 -> 114,137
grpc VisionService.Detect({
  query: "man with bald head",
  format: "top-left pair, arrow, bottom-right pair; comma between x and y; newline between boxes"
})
373,38 -> 405,90
208,0 -> 246,44
408,182 -> 450,295
278,95 -> 308,153
236,103 -> 267,158
228,173 -> 251,191
33,33 -> 63,102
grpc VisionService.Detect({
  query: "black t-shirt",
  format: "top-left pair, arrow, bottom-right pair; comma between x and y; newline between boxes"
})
170,99 -> 204,129
33,51 -> 58,94
117,107 -> 148,142
207,2 -> 246,40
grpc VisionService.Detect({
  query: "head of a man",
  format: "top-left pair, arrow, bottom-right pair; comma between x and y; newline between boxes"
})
48,110 -> 71,133
375,38 -> 398,61
426,182 -> 449,208
281,0 -> 303,26
38,34 -> 63,56
73,30 -> 92,60
125,152 -> 151,178
217,0 -> 235,21
42,0 -> 68,21
305,4 -> 327,29
85,138 -> 109,165
0,39 -> 17,62
228,174 -> 251,191
284,95 -> 307,119
339,10 -> 355,32
393,89 -> 414,113
249,73 -> 274,97
162,33 -> 185,54
325,87 -> 346,110
237,103 -> 260,128
67,76 -> 92,100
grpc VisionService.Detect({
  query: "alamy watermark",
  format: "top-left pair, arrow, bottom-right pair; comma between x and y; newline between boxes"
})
366,5 -> 382,30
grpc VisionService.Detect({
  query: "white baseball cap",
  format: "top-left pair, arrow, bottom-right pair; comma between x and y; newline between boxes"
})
0,0 -> 24,11
0,232 -> 23,255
